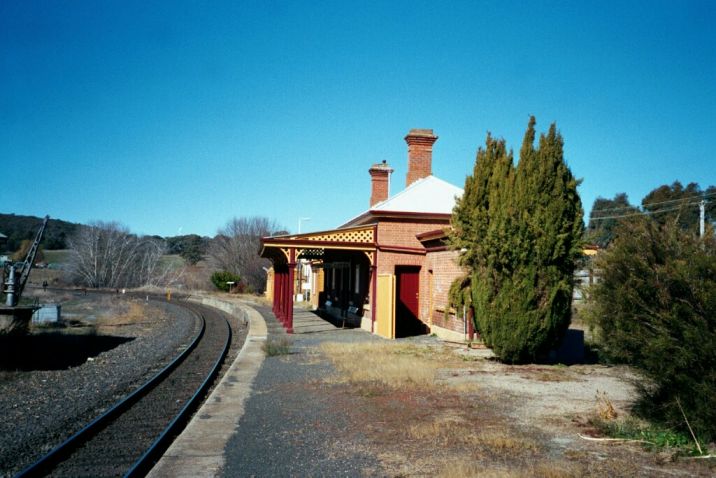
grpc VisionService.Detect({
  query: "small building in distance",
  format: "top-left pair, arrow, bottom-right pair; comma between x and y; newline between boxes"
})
261,129 -> 470,341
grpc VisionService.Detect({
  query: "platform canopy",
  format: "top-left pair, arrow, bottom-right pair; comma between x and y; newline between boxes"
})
260,223 -> 377,266
260,224 -> 378,334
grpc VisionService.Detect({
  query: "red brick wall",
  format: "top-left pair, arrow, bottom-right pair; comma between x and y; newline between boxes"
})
425,249 -> 466,333
369,171 -> 390,207
426,250 -> 463,311
376,219 -> 443,253
405,129 -> 437,187
406,145 -> 432,186
376,219 -> 447,275
431,309 -> 467,333
375,218 -> 465,333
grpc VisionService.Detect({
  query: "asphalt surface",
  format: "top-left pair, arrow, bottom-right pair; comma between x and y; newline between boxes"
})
221,306 -> 384,477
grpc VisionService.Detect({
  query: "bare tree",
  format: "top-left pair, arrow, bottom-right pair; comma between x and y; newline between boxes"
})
138,237 -> 187,288
207,216 -> 283,293
66,221 -> 169,288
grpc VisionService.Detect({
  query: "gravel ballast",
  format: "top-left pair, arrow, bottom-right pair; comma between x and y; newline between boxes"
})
0,296 -> 199,477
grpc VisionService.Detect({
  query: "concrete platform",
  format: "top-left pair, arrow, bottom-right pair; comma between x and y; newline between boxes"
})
148,301 -> 343,477
290,308 -> 345,334
147,298 -> 267,477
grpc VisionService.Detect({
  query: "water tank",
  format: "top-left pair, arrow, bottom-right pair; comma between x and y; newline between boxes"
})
32,304 -> 61,324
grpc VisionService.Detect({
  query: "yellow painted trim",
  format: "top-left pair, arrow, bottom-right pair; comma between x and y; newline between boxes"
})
264,242 -> 375,252
271,224 -> 375,243
376,274 -> 395,339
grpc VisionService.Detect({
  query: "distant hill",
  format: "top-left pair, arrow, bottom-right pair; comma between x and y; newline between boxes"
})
0,213 -> 81,252
0,214 -> 212,262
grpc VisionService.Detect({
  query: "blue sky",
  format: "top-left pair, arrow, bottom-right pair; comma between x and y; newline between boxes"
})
2,1 -> 714,237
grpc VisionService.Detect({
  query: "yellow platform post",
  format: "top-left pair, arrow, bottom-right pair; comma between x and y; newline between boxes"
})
375,274 -> 395,339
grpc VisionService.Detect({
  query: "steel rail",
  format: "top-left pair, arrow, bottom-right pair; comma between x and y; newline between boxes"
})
125,304 -> 232,477
15,301 -> 230,478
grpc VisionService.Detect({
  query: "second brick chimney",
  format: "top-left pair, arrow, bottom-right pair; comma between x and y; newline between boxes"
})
369,160 -> 393,207
405,128 -> 438,187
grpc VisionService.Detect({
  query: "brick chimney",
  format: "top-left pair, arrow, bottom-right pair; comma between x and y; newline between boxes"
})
405,128 -> 438,187
369,160 -> 393,207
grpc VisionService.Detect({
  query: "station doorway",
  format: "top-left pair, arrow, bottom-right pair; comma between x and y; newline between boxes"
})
395,266 -> 428,338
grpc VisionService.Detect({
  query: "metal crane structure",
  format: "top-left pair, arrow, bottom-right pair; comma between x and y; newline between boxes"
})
0,215 -> 49,334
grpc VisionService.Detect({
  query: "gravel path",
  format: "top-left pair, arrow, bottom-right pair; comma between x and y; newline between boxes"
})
0,296 -> 199,477
222,306 -> 384,477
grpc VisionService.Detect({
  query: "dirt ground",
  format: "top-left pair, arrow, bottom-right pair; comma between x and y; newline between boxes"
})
315,340 -> 715,477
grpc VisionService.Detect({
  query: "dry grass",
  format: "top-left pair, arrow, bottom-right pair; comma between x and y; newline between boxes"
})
316,341 -> 716,477
437,460 -> 582,478
446,379 -> 481,394
262,337 -> 292,356
407,417 -> 539,453
95,302 -> 153,329
595,390 -> 618,420
406,413 -> 468,446
314,340 -> 713,477
319,341 -> 450,390
477,429 -> 539,453
533,370 -> 572,382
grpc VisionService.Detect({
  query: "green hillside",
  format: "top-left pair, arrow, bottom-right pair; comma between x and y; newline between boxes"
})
0,213 -> 81,252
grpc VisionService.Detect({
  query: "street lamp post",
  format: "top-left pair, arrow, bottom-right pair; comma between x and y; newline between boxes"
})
298,217 -> 311,234
296,217 -> 311,302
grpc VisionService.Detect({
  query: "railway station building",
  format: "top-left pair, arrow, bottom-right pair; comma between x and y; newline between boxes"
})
260,129 -> 471,340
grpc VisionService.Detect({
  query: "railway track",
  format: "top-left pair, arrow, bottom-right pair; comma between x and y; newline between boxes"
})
17,300 -> 232,478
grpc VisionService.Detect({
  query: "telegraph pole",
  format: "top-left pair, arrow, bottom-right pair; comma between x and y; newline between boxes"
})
699,200 -> 706,238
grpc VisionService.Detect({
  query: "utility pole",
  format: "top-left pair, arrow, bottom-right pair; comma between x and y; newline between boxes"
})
699,200 -> 706,238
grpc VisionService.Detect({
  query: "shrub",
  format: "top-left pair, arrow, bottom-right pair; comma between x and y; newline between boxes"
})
262,337 -> 291,356
587,217 -> 716,442
210,270 -> 242,292
451,118 -> 583,363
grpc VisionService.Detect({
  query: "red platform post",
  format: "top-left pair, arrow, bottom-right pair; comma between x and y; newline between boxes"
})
279,269 -> 287,325
277,269 -> 284,323
272,268 -> 279,315
286,248 -> 295,334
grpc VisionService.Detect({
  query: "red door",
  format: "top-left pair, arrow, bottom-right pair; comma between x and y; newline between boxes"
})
396,266 -> 424,337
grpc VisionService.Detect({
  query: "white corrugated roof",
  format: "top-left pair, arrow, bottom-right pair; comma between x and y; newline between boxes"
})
341,175 -> 463,227
372,175 -> 463,213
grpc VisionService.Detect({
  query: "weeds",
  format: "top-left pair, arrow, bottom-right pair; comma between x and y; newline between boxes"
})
533,370 -> 570,382
477,430 -> 538,453
319,342 -> 448,390
595,415 -> 694,446
406,414 -> 539,456
436,461 -> 581,478
96,302 -> 149,328
595,390 -> 617,420
590,412 -> 704,455
590,391 -> 708,455
263,337 -> 292,356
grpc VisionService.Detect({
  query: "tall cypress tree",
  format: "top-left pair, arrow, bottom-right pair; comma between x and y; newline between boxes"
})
451,134 -> 512,270
510,122 -> 583,362
450,133 -> 514,344
452,117 -> 583,363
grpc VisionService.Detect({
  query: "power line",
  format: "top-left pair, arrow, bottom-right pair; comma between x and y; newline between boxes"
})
588,203 -> 702,222
591,190 -> 716,214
